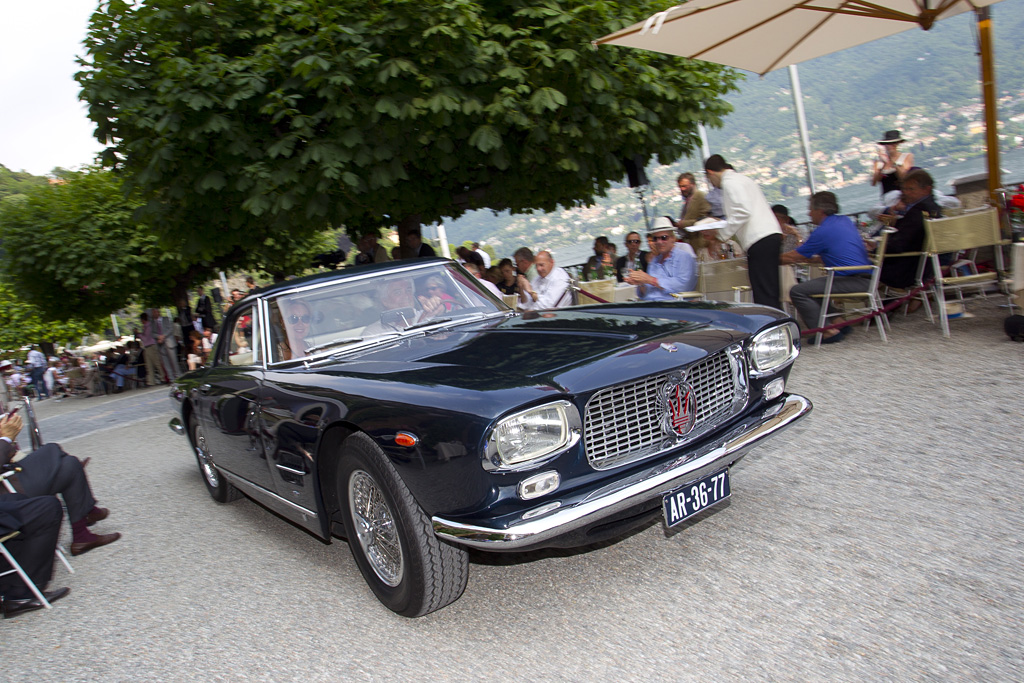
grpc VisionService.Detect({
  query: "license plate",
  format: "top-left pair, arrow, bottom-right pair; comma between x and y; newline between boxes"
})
662,469 -> 731,528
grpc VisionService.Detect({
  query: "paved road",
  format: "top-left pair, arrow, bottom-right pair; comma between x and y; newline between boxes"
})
5,303 -> 1024,681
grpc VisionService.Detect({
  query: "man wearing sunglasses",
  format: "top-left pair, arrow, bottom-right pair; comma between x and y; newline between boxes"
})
614,232 -> 647,283
624,217 -> 697,300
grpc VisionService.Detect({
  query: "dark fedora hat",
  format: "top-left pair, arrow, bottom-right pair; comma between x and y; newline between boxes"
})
877,129 -> 906,145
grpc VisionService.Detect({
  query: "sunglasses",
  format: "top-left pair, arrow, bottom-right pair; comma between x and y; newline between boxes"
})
427,285 -> 443,291
288,314 -> 311,324
652,234 -> 673,242
625,239 -> 641,244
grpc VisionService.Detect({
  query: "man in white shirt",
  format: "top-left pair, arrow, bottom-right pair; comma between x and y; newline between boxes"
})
472,243 -> 491,268
519,251 -> 571,310
704,155 -> 783,309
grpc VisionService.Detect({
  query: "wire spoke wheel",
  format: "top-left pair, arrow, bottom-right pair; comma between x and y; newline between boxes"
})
349,469 -> 404,587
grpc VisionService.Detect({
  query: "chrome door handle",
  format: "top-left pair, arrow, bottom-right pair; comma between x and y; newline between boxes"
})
198,384 -> 212,394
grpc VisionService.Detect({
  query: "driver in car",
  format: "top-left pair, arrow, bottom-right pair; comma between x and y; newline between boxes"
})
280,299 -> 314,360
362,277 -> 448,336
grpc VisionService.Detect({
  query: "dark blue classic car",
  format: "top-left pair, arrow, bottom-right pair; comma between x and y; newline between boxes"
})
170,258 -> 811,616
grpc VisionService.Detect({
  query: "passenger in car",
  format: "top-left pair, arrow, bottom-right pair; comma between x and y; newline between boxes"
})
363,277 -> 446,336
281,300 -> 314,360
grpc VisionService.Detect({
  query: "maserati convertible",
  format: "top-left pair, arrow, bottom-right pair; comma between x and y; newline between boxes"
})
169,258 -> 811,616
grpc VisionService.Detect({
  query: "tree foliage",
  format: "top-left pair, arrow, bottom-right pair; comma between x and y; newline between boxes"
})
78,0 -> 739,259
0,280 -> 99,350
0,167 -> 208,320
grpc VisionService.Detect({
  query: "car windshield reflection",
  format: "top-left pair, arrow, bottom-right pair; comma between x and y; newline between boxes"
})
267,262 -> 508,363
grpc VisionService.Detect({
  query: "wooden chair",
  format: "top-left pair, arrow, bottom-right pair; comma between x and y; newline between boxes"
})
923,206 -> 1011,337
809,230 -> 891,348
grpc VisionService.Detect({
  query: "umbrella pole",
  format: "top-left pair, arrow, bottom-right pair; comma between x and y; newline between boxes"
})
976,7 -> 1001,203
789,65 -> 817,196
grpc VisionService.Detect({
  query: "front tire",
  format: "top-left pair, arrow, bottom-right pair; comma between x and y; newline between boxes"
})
338,433 -> 468,617
190,413 -> 242,503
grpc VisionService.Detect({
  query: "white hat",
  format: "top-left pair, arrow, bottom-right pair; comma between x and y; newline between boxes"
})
650,216 -> 675,233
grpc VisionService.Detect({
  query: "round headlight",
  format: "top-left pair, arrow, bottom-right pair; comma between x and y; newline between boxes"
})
492,401 -> 574,467
749,323 -> 799,376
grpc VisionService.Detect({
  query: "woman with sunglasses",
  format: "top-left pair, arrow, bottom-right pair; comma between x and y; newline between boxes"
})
280,299 -> 314,360
614,231 -> 647,282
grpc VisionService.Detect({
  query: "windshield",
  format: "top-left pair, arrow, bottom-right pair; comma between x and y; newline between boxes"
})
267,262 -> 508,363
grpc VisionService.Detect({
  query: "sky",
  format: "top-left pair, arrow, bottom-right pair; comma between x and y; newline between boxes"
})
0,1 -> 104,176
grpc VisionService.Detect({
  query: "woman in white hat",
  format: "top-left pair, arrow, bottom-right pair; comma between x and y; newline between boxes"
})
871,130 -> 914,197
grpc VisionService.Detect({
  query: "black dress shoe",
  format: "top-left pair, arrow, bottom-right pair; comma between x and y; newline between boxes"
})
2,587 -> 71,618
71,531 -> 121,556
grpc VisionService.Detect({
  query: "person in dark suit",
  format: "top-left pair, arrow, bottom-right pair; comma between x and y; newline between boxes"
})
1,414 -> 120,557
0,493 -> 70,618
406,228 -> 436,258
879,169 -> 942,290
194,287 -> 216,333
615,231 -> 648,283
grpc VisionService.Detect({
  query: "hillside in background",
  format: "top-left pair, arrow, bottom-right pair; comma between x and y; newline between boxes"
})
443,1 -> 1024,262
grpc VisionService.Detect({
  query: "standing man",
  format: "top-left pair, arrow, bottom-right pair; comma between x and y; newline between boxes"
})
406,229 -> 436,258
674,172 -> 711,230
625,217 -> 697,300
26,346 -> 49,400
615,231 -> 648,282
781,192 -> 872,344
472,243 -> 491,268
139,311 -> 161,386
518,251 -> 571,310
355,231 -> 391,265
194,287 -> 215,332
704,155 -> 783,309
155,310 -> 182,381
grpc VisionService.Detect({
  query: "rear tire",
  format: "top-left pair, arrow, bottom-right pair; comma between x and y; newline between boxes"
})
189,412 -> 242,503
338,433 -> 468,617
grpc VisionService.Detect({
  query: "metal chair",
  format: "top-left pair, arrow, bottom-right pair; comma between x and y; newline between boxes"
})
922,206 -> 1012,337
810,229 -> 891,348
1,470 -> 75,576
0,528 -> 54,608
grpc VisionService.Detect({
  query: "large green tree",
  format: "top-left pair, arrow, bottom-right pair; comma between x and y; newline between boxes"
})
0,167 -> 212,321
78,0 -> 739,258
0,280 -> 99,350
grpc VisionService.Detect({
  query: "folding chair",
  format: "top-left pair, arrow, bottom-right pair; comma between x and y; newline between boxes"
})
2,470 -> 74,576
810,230 -> 891,348
923,206 -> 1012,337
0,529 -> 54,608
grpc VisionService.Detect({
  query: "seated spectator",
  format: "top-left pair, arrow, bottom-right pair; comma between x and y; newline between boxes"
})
519,251 -> 571,310
581,236 -> 611,281
354,231 -> 391,265
615,231 -> 648,282
772,204 -> 806,252
514,247 -> 537,282
186,331 -> 203,370
879,169 -> 942,291
780,192 -> 872,344
625,217 -> 697,299
0,493 -> 70,618
496,259 -> 519,296
461,252 -> 503,298
1,413 -> 120,557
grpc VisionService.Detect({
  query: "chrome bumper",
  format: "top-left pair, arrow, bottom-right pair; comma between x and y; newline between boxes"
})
169,417 -> 185,436
432,393 -> 811,550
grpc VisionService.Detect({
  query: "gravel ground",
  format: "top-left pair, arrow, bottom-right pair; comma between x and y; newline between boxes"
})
4,300 -> 1023,682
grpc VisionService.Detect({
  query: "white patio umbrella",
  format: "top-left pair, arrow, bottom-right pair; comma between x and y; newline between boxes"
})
596,0 -> 1006,197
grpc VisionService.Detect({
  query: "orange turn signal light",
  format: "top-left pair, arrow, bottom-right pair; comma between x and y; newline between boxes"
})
394,432 -> 418,447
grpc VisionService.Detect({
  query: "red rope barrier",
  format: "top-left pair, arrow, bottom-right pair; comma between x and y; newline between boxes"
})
799,282 -> 931,336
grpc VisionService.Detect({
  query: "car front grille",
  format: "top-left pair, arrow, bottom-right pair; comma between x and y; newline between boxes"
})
583,346 -> 748,470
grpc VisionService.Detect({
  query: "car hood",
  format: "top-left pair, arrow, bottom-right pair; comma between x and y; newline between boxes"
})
307,304 -> 784,397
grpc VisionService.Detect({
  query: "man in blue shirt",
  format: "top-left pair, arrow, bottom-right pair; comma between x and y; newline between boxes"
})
625,216 -> 697,300
781,191 -> 872,344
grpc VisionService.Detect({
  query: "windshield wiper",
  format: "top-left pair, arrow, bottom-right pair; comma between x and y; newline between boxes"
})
304,337 -> 365,355
403,317 -> 453,332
